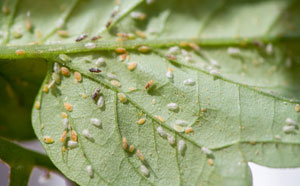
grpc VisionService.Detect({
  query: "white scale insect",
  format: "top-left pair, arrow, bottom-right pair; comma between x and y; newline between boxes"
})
167,134 -> 175,145
90,118 -> 101,127
156,126 -> 167,138
183,79 -> 195,86
178,140 -> 186,154
95,57 -> 105,67
68,140 -> 78,148
97,96 -> 104,108
53,63 -> 60,73
168,46 -> 180,54
227,47 -> 240,56
82,129 -> 93,141
167,103 -> 178,111
86,165 -> 93,178
84,42 -> 96,49
201,147 -> 213,155
140,165 -> 150,177
166,70 -> 173,79
62,118 -> 69,129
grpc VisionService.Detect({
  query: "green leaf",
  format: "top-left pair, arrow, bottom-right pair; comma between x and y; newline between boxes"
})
0,137 -> 57,186
0,59 -> 46,140
1,0 -> 300,185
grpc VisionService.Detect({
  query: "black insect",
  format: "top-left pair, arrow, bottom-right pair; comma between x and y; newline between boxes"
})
92,89 -> 100,100
89,68 -> 102,73
91,35 -> 101,41
75,34 -> 88,42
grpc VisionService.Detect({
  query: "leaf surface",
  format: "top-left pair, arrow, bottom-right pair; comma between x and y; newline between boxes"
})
0,0 -> 300,185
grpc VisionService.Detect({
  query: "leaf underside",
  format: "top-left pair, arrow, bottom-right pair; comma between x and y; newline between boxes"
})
1,0 -> 300,185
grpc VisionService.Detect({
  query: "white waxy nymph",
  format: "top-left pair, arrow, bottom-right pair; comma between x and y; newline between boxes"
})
285,118 -> 297,126
209,59 -> 220,68
68,140 -> 78,148
156,126 -> 167,138
167,134 -> 175,145
178,140 -> 186,154
107,73 -> 118,80
173,120 -> 188,133
97,96 -> 104,108
86,165 -> 93,178
95,57 -> 105,67
266,43 -> 273,55
168,46 -> 180,54
283,125 -> 295,133
209,69 -> 220,76
167,103 -> 178,111
62,118 -> 69,129
82,129 -> 93,140
53,63 -> 60,73
166,70 -> 173,79
227,47 -> 240,55
84,42 -> 96,49
201,147 -> 213,155
90,118 -> 101,127
140,165 -> 150,177
183,79 -> 195,86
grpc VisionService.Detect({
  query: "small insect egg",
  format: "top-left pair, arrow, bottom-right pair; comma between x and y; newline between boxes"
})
107,73 -> 118,80
209,69 -> 220,77
135,30 -> 146,38
167,134 -> 175,145
41,123 -> 44,129
265,43 -> 273,55
57,30 -> 69,37
115,47 -> 127,54
155,115 -> 165,123
138,46 -> 150,53
68,140 -> 78,148
74,72 -> 82,82
122,137 -> 128,150
90,118 -> 101,127
70,130 -> 78,142
130,11 -> 146,20
285,58 -> 292,68
89,68 -> 101,73
285,118 -> 297,126
137,118 -> 146,125
184,127 -> 194,134
43,84 -> 49,93
52,72 -> 60,84
168,46 -> 180,54
62,112 -> 68,118
201,108 -> 207,112
60,131 -> 67,142
152,98 -> 156,105
227,47 -> 240,56
110,80 -> 121,87
129,87 -> 136,92
59,54 -> 70,62
62,146 -> 66,152
128,33 -> 135,39
95,57 -> 105,67
119,53 -> 128,61
249,141 -> 256,145
117,93 -> 127,103
61,67 -> 70,76
64,102 -> 72,112
75,34 -> 88,42
43,136 -> 54,144
128,62 -> 137,71
91,35 -> 101,41
140,165 -> 150,177
156,126 -> 167,138
189,43 -> 200,51
62,118 -> 69,129
15,49 -> 25,56
201,147 -> 213,155
183,79 -> 195,86
178,140 -> 186,154
166,68 -> 173,79
53,63 -> 60,73
144,80 -> 154,89
82,129 -> 93,140
207,158 -> 214,166
82,93 -> 87,99
86,165 -> 93,178
129,145 -> 135,153
136,149 -> 145,161
12,29 -> 22,38
295,104 -> 300,112
167,103 -> 178,111
2,6 -> 9,14
84,42 -> 96,49
283,125 -> 295,133
48,80 -> 56,89
97,96 -> 105,108
35,101 -> 41,110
